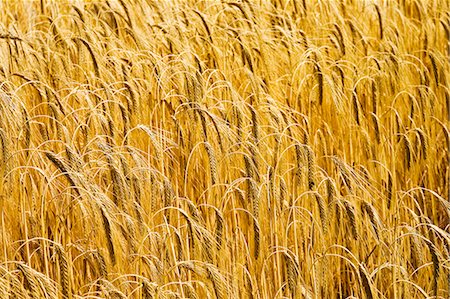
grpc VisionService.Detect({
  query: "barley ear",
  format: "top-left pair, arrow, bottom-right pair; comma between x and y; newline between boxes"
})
343,200 -> 358,240
55,244 -> 71,299
214,210 -> 224,250
315,62 -> 324,105
361,202 -> 381,239
17,263 -> 40,298
45,152 -> 80,196
99,206 -> 116,265
306,146 -> 315,190
374,4 -> 383,40
314,192 -> 328,233
204,142 -> 218,185
284,252 -> 299,297
359,264 -> 373,299
205,263 -> 226,299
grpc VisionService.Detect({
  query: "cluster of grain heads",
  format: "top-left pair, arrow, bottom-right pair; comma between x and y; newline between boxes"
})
0,0 -> 448,298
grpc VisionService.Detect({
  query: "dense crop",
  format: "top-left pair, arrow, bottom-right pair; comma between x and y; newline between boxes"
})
0,0 -> 448,298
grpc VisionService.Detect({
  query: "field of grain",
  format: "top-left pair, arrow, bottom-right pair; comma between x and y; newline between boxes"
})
0,0 -> 448,298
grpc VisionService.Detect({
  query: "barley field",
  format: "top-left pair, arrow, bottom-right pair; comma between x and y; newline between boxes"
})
0,0 -> 448,298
